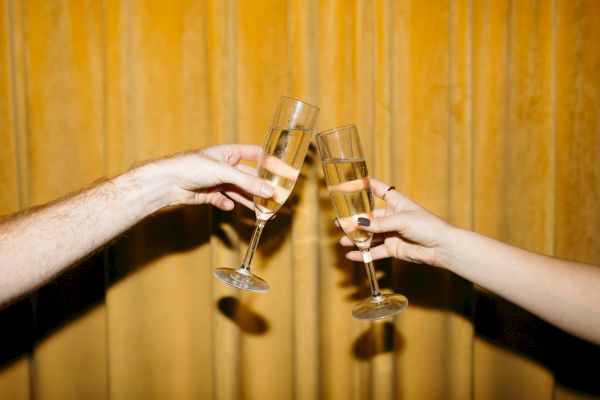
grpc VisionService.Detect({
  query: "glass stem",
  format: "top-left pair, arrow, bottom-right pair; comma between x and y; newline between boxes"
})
240,219 -> 267,273
361,249 -> 382,299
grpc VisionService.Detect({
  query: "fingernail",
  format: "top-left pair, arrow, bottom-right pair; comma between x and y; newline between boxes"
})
260,184 -> 274,197
357,217 -> 370,227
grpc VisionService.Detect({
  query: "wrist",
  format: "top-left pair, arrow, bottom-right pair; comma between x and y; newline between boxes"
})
432,224 -> 464,271
114,163 -> 174,216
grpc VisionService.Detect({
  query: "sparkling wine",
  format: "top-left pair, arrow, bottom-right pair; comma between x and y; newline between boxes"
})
254,127 -> 311,220
322,158 -> 374,249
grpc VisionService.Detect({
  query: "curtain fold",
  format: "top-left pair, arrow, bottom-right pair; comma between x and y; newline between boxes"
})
1,0 -> 599,399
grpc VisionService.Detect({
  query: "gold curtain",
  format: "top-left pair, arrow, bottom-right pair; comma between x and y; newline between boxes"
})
1,0 -> 599,399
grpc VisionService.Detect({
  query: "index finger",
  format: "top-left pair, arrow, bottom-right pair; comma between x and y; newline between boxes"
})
201,144 -> 263,165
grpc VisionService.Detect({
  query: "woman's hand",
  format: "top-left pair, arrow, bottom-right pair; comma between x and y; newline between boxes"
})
341,179 -> 453,267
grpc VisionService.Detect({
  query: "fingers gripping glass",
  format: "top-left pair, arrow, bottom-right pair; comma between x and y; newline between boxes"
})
316,125 -> 408,320
213,96 -> 319,292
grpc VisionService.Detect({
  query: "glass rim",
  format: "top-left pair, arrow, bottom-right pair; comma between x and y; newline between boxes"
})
279,95 -> 320,111
315,124 -> 357,138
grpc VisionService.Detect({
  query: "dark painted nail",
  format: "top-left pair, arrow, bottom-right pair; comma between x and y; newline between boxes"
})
357,217 -> 370,227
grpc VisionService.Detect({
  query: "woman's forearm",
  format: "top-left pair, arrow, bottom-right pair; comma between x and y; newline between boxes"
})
440,227 -> 600,344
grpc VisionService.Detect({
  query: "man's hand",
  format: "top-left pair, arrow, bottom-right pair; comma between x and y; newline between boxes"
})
133,144 -> 274,212
0,143 -> 274,306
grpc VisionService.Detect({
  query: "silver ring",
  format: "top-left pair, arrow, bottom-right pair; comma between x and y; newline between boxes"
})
382,185 -> 395,200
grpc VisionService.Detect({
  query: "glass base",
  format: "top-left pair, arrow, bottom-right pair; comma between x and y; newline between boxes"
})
213,267 -> 270,293
352,294 -> 408,321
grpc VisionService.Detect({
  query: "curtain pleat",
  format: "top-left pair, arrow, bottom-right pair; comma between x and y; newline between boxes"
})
1,0 -> 599,399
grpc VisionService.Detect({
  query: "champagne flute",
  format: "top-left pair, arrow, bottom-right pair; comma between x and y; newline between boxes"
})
316,124 -> 408,320
213,96 -> 319,292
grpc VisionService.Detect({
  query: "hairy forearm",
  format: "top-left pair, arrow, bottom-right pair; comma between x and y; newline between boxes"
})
0,167 -> 166,306
440,227 -> 600,344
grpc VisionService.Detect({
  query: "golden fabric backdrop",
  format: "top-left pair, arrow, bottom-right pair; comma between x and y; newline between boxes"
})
1,0 -> 600,399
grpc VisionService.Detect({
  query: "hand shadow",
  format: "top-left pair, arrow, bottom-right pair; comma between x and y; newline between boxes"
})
353,321 -> 406,360
217,296 -> 269,335
106,205 -> 213,282
474,289 -> 600,395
